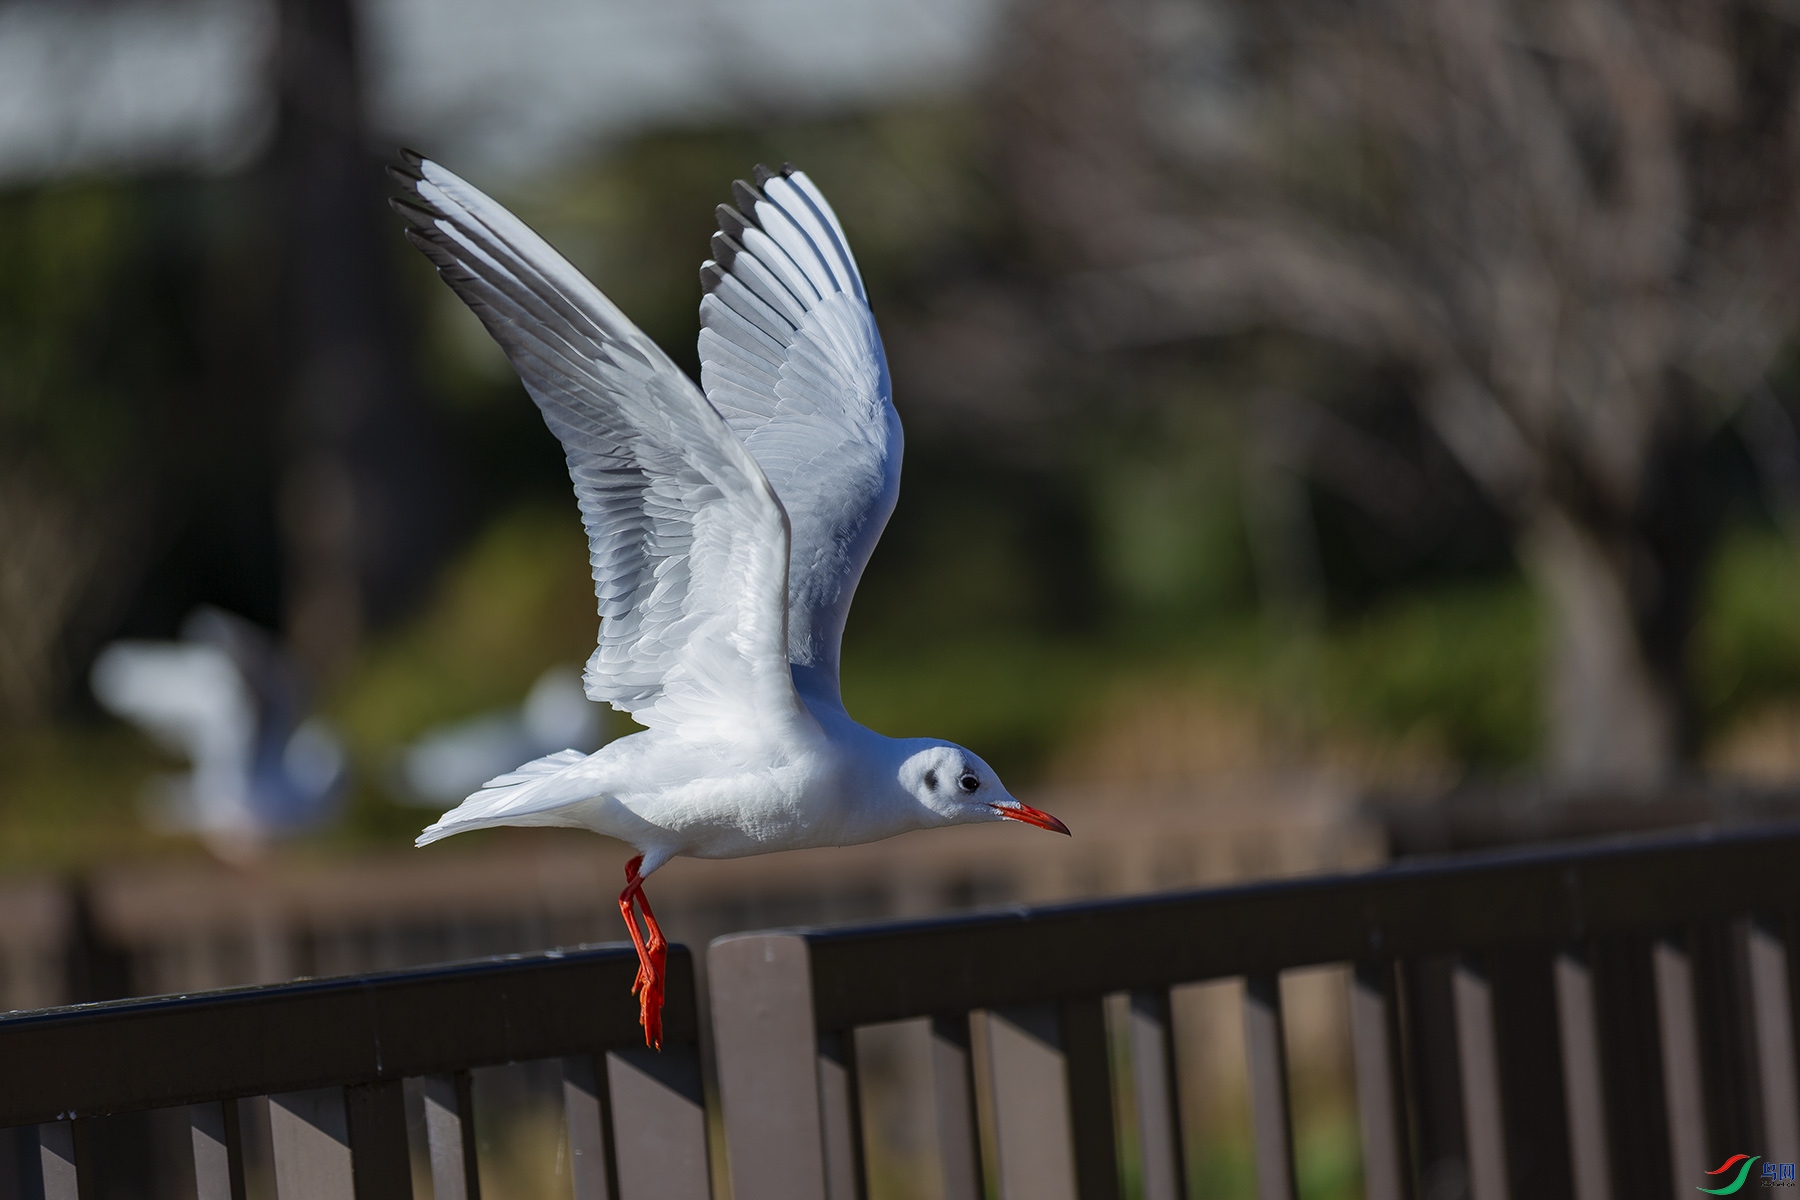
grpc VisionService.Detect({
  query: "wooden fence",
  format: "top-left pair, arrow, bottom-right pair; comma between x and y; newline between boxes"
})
0,947 -> 709,1200
710,822 -> 1800,1200
4,821 -> 1798,1200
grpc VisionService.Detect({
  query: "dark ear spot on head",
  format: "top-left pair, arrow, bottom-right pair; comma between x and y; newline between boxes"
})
923,769 -> 938,790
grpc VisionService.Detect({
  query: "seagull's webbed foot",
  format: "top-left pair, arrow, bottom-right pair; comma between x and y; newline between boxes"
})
618,855 -> 668,1050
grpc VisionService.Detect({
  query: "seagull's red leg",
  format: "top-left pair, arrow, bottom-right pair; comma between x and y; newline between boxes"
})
634,884 -> 667,1049
618,855 -> 667,1049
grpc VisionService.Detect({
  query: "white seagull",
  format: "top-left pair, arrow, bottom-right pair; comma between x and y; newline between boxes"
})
392,153 -> 1069,1048
90,607 -> 345,862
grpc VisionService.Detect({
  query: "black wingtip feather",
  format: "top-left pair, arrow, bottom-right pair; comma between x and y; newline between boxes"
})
709,231 -> 739,269
716,204 -> 751,242
780,162 -> 798,177
389,194 -> 440,230
390,149 -> 428,186
752,163 -> 775,187
699,261 -> 727,295
731,180 -> 765,220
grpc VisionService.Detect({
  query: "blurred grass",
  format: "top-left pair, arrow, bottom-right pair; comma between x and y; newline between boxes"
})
0,726 -> 199,874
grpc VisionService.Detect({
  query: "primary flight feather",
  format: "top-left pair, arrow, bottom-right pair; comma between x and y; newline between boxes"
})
392,154 -> 1068,1048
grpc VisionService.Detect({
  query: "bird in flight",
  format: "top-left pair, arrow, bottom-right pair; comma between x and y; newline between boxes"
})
392,154 -> 1069,1048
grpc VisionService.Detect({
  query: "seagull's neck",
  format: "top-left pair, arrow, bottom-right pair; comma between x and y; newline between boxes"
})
790,664 -> 947,840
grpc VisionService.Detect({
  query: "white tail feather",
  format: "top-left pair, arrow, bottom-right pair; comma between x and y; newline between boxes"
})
415,748 -> 590,846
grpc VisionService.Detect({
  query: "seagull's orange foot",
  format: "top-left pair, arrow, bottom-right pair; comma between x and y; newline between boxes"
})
618,856 -> 668,1050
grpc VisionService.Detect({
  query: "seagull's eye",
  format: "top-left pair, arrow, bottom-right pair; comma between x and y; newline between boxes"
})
923,769 -> 938,790
958,772 -> 979,793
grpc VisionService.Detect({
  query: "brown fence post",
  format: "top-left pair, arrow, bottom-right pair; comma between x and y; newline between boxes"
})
1749,917 -> 1800,1163
1554,948 -> 1613,1200
1451,957 -> 1509,1200
606,1043 -> 710,1200
32,1120 -> 87,1200
984,1006 -> 1079,1200
420,1073 -> 479,1200
1243,973 -> 1296,1200
1127,990 -> 1186,1200
268,1088 -> 354,1199
929,1013 -> 984,1200
1349,961 -> 1411,1200
562,1055 -> 616,1200
1653,935 -> 1706,1190
344,1079 -> 410,1200
710,932 -> 832,1200
189,1101 -> 247,1200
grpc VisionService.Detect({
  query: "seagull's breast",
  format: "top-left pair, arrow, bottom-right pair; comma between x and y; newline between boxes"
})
598,731 -> 845,860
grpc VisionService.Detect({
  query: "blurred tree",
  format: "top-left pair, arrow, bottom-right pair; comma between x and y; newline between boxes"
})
0,184 -> 193,725
998,0 -> 1800,789
269,0 -> 460,683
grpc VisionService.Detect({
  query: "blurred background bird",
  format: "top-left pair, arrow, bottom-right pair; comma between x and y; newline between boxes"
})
90,607 -> 345,863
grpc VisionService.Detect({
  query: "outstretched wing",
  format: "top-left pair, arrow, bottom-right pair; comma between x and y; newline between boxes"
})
392,154 -> 807,743
698,165 -> 901,702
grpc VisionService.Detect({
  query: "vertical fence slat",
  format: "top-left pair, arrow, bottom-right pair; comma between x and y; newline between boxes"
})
32,1121 -> 85,1200
1398,957 -> 1468,1198
1653,935 -> 1706,1190
1451,958 -> 1509,1200
344,1079 -> 410,1200
930,1013 -> 983,1200
709,932 -> 829,1200
190,1101 -> 248,1200
563,1054 -> 617,1200
606,1042 -> 711,1200
421,1073 -> 480,1200
1750,918 -> 1800,1163
1349,961 -> 1410,1200
1128,990 -> 1186,1200
985,1006 -> 1079,1200
1061,995 -> 1122,1200
1590,933 -> 1673,1199
269,1088 -> 354,1200
1243,973 -> 1296,1200
817,1030 -> 867,1200
1554,950 -> 1613,1200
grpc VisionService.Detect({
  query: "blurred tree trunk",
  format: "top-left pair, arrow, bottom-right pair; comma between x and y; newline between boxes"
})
0,473 -> 101,724
1525,506 -> 1677,786
268,0 -> 458,683
995,0 -> 1800,789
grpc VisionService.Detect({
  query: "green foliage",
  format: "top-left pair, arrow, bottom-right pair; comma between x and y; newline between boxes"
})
0,179 -> 206,484
1320,579 -> 1542,766
0,183 -> 136,475
331,505 -> 600,753
1695,527 -> 1800,730
1089,397 -> 1256,629
841,635 -> 1118,782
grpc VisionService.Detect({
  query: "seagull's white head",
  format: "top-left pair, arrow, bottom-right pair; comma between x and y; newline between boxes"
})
897,744 -> 1071,835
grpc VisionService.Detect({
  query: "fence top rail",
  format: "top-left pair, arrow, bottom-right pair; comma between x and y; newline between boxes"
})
719,819 -> 1800,1029
0,941 -> 694,1127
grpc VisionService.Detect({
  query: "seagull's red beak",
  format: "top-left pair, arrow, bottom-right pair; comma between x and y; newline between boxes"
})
993,802 -> 1071,836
